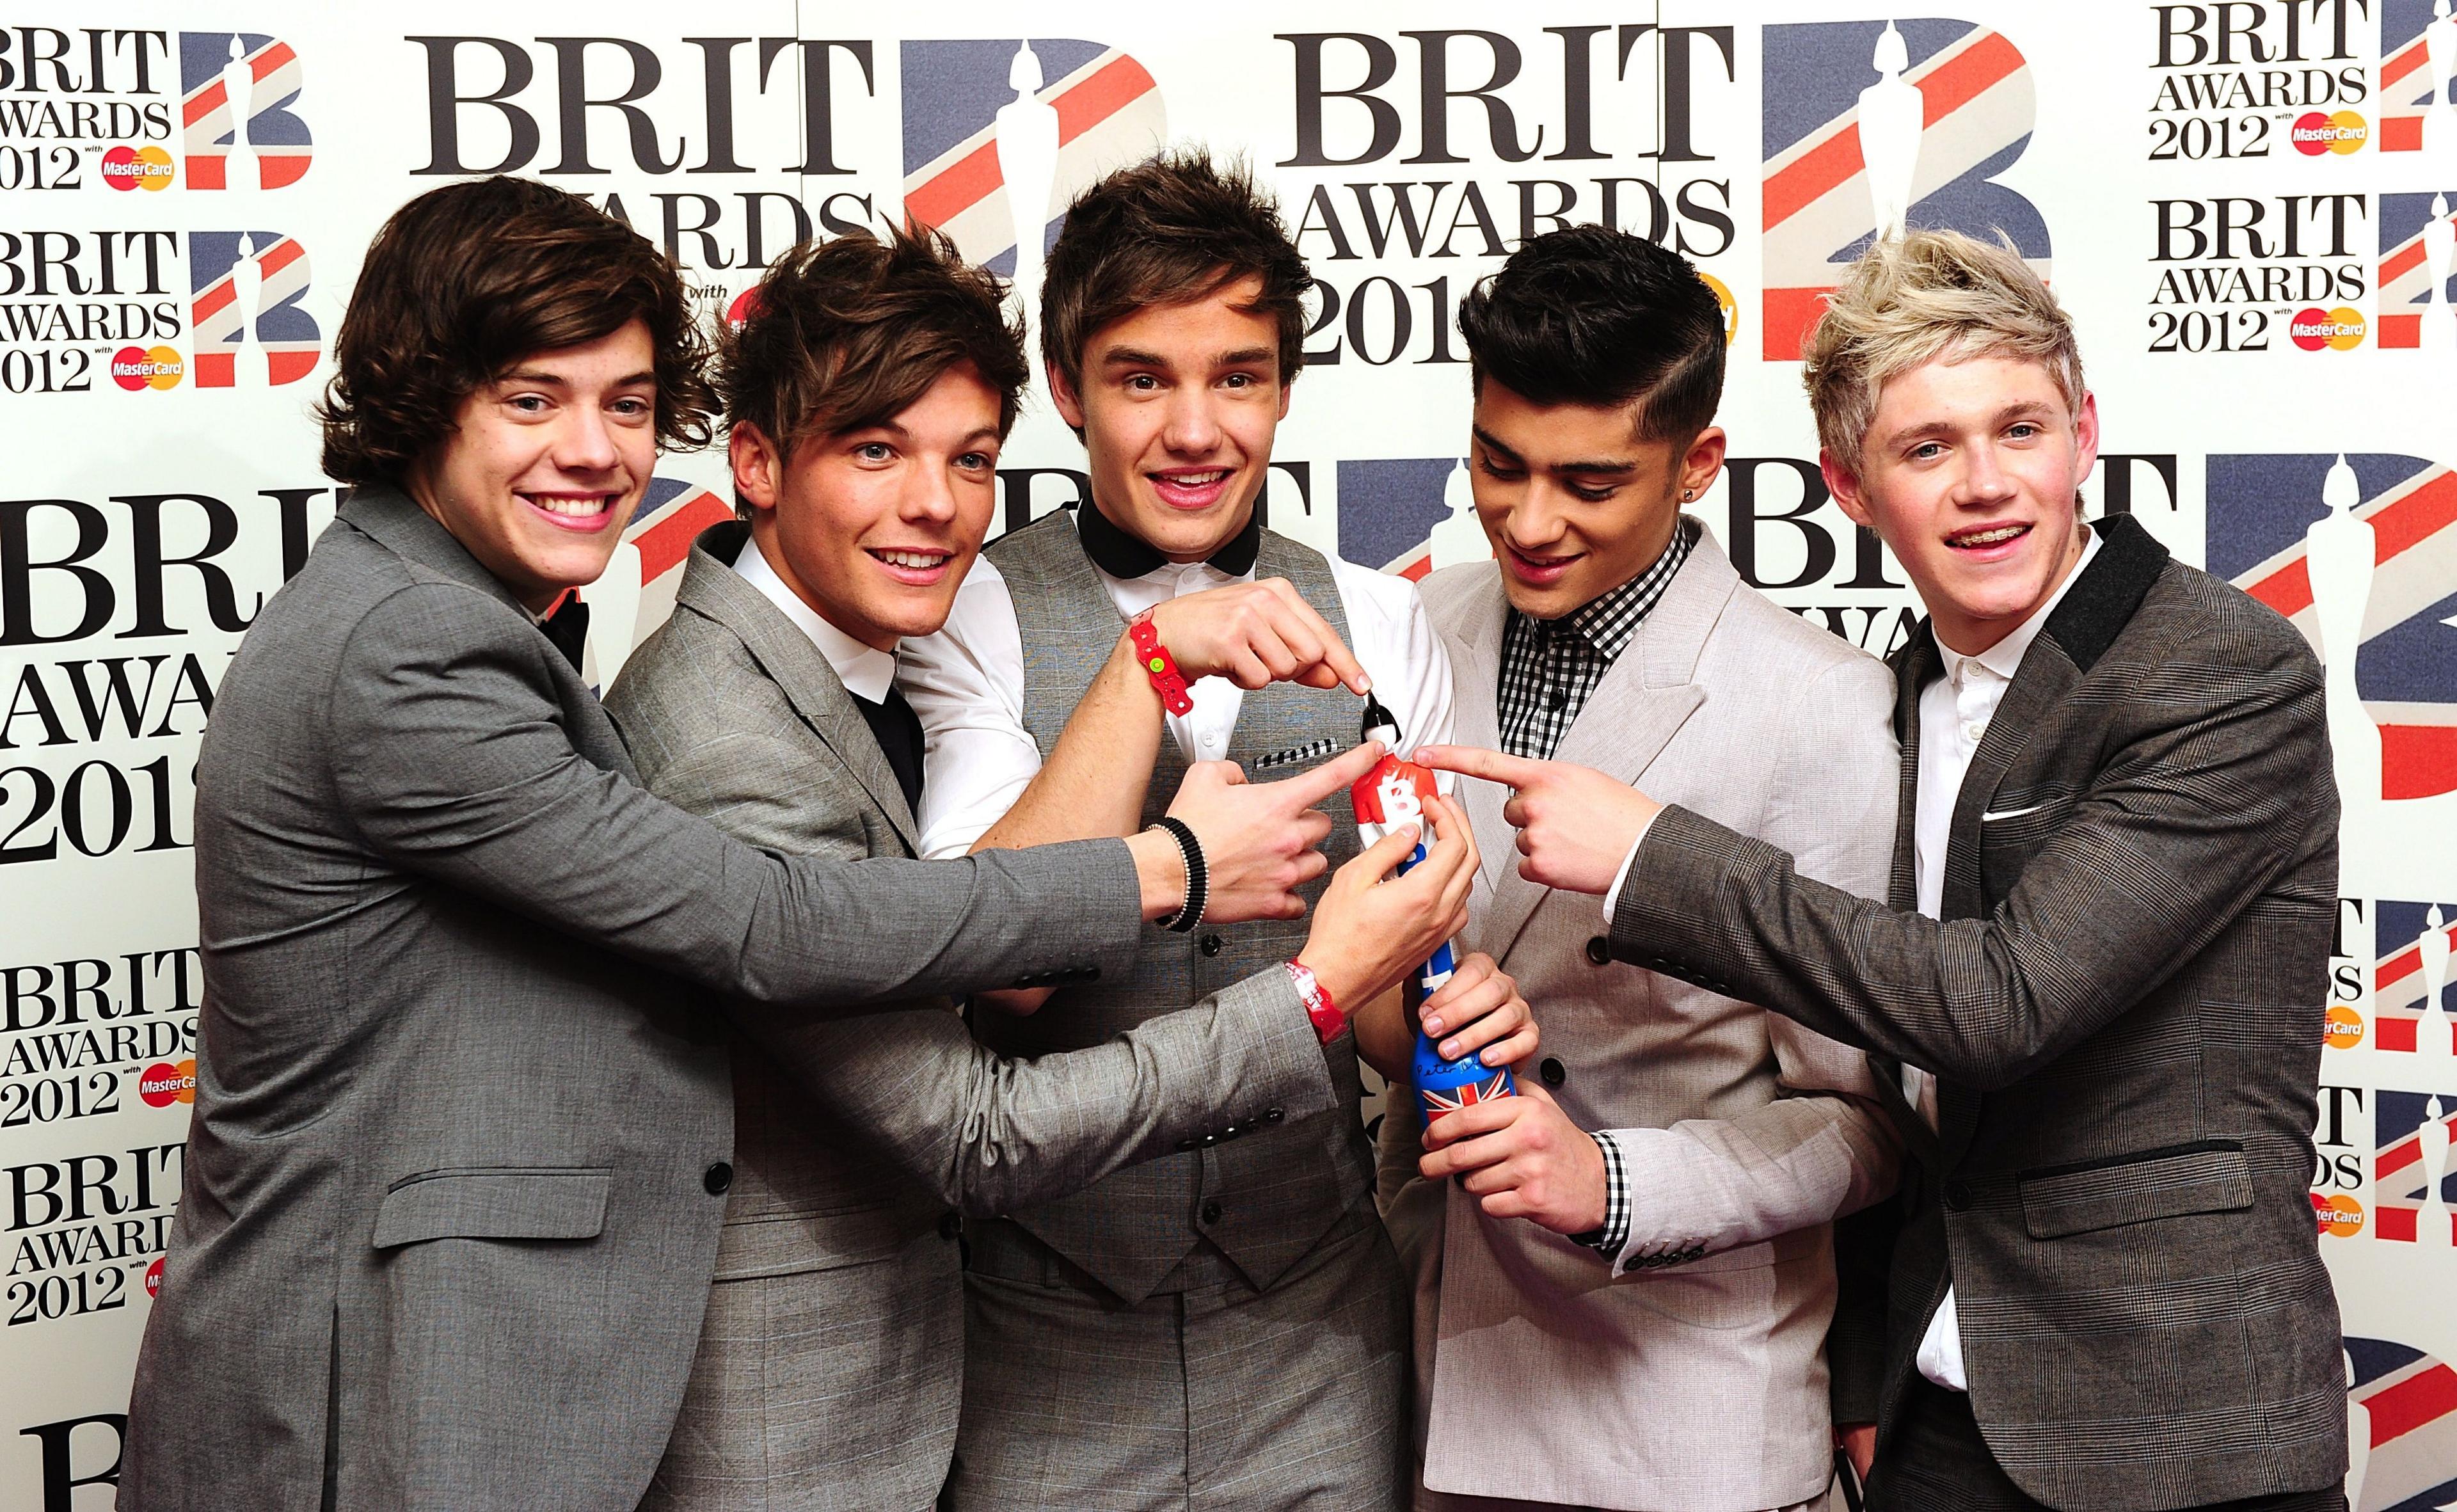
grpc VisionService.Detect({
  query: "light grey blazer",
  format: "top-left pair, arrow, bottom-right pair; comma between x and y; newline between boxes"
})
605,525 -> 1339,1511
1380,525 -> 1902,1511
120,487 -> 1196,1512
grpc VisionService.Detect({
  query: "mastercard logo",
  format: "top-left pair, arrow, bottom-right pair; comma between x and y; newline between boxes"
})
1698,271 -> 1740,350
111,345 -> 184,391
2289,110 -> 2367,155
2323,1004 -> 2364,1050
144,1257 -> 164,1298
2312,1191 -> 2364,1238
136,1058 -> 196,1108
2287,308 -> 2366,351
99,144 -> 175,191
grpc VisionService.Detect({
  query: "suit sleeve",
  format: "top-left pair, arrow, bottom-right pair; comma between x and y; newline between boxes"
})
324,583 -> 1144,1009
1607,619 -> 2332,1092
636,729 -> 1340,1214
1593,656 -> 1904,1273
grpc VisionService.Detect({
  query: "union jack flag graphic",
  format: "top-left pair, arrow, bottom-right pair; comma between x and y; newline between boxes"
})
2371,1086 -> 2457,1243
1337,458 -> 1458,582
898,39 -> 1165,272
2346,1335 -> 2457,1510
1760,19 -> 2050,362
2379,0 -> 2442,154
2376,191 -> 2455,348
2206,454 -> 2457,800
1421,1071 -> 1515,1121
188,232 -> 317,388
2372,900 -> 2457,1053
177,33 -> 311,190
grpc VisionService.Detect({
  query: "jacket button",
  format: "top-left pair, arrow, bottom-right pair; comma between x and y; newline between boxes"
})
1264,1108 -> 1284,1124
1944,1181 -> 1973,1211
1200,1200 -> 1223,1225
1585,935 -> 1610,966
1539,1057 -> 1566,1088
1200,934 -> 1223,957
939,1213 -> 962,1241
703,1162 -> 733,1195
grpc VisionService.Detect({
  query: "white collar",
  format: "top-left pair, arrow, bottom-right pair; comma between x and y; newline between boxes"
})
1933,525 -> 2101,687
731,536 -> 899,703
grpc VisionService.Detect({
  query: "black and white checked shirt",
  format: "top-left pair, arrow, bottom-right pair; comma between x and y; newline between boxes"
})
1492,518 -> 1698,1262
1496,518 -> 1699,761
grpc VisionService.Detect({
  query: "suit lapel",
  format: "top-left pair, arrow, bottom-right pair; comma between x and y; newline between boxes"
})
1479,528 -> 1726,963
340,482 -> 640,780
1442,569 -> 1517,921
674,525 -> 919,855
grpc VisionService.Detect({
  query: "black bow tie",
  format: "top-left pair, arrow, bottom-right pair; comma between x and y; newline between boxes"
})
1073,494 -> 1261,579
541,596 -> 591,673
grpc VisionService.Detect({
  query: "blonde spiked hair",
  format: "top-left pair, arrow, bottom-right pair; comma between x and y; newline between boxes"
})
1803,229 -> 2084,476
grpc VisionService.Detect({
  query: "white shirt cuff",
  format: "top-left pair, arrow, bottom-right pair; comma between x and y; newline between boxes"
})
1600,809 -> 1663,926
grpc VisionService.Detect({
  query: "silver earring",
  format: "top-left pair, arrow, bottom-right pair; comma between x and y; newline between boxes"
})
1682,489 -> 1694,501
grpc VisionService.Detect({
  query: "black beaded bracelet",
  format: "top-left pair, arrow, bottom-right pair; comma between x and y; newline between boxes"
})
1150,817 -> 1206,933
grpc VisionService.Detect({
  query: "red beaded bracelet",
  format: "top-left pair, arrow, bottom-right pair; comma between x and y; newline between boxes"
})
1287,960 -> 1344,1044
1128,612 -> 1195,716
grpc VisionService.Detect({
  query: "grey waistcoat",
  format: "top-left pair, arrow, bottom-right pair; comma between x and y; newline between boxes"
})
976,510 -> 1373,1303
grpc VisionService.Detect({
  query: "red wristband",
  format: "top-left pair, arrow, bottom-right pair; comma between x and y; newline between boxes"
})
1287,960 -> 1344,1044
1128,613 -> 1195,716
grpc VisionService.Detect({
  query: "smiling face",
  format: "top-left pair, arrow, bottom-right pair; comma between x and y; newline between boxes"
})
1468,379 -> 1727,621
1825,351 -> 2098,656
404,319 -> 658,614
1048,275 -> 1291,563
738,360 -> 1003,651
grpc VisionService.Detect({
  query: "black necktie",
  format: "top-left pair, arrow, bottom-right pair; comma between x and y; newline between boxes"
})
851,686 -> 925,815
541,596 -> 591,672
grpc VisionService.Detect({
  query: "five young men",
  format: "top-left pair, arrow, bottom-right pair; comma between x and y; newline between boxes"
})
123,147 -> 2348,1512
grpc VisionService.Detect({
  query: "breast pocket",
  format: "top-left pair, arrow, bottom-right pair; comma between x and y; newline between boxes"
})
2017,1140 -> 2252,1240
371,1167 -> 612,1249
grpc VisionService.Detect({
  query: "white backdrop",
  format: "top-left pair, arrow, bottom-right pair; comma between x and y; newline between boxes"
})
2,3 -> 2453,1505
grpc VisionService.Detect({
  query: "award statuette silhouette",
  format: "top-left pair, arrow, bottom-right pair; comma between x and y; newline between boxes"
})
2306,454 -> 2383,807
225,233 -> 264,386
2425,904 -> 2454,1061
2424,195 -> 2457,354
993,42 -> 1060,344
2431,0 -> 2457,154
219,36 -> 257,193
1426,458 -> 1491,572
1857,22 -> 1924,246
2421,1096 -> 2453,1247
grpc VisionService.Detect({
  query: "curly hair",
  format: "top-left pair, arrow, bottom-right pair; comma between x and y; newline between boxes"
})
719,223 -> 1027,468
1039,148 -> 1309,404
317,176 -> 715,484
1803,229 -> 2083,475
1458,224 -> 1726,445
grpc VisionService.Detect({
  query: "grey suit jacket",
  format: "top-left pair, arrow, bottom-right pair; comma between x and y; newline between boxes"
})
1380,527 -> 1900,1510
122,486 -> 1154,1512
603,526 -> 1339,1508
1610,515 -> 2346,1508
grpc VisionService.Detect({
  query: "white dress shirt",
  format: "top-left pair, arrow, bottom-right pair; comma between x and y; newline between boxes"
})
732,535 -> 898,701
1907,525 -> 2097,1391
896,527 -> 1456,860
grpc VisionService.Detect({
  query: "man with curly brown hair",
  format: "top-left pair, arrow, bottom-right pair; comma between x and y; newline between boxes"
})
118,176 -> 1465,1512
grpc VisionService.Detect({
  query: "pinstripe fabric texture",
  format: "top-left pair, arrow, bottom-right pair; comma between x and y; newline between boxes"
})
606,525 -> 1342,1511
1610,514 -> 2348,1510
951,510 -> 1403,1510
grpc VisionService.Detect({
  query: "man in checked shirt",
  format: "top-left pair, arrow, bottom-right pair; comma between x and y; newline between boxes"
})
1374,225 -> 1904,1512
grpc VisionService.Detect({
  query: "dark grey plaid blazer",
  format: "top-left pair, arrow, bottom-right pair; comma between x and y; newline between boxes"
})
1610,514 -> 2346,1509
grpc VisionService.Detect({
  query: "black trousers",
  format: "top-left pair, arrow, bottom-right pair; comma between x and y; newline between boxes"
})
1868,1378 -> 2347,1512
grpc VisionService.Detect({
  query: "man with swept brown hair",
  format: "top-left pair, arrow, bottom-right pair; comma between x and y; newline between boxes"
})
609,225 -> 1508,1511
898,148 -> 1490,1511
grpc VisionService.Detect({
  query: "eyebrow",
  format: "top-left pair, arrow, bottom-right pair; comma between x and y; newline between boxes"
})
1098,346 -> 1276,372
498,369 -> 657,390
1472,424 -> 1638,477
843,420 -> 1003,450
